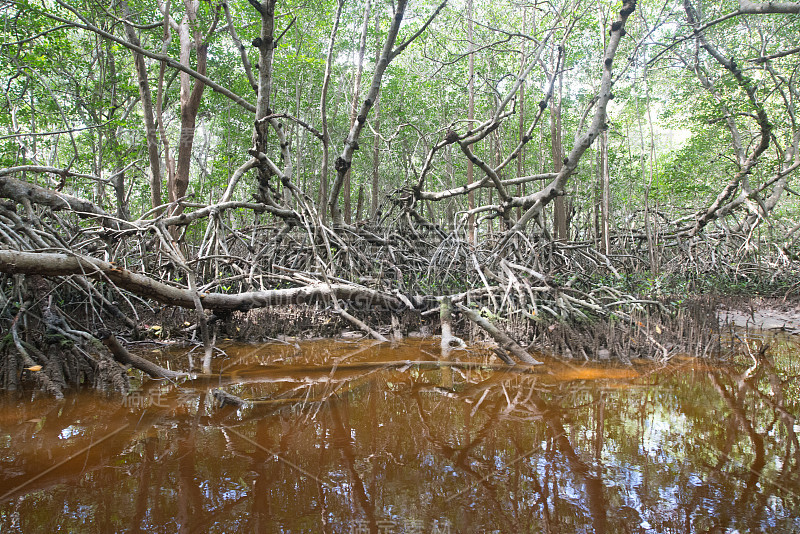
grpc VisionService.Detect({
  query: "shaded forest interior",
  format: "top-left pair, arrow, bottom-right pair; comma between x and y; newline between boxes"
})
1,0 -> 800,396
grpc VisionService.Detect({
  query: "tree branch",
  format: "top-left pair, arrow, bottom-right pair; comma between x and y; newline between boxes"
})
738,0 -> 800,14
40,4 -> 255,112
0,250 -> 404,312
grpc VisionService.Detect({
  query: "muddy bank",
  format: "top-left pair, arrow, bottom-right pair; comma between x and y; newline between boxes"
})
141,295 -> 730,363
718,297 -> 800,334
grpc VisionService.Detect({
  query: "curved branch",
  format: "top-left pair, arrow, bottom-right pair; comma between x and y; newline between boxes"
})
682,0 -> 773,235
498,1 -> 638,246
0,250 -> 404,312
0,174 -> 110,219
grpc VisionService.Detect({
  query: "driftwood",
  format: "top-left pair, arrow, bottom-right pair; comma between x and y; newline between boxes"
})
211,388 -> 247,408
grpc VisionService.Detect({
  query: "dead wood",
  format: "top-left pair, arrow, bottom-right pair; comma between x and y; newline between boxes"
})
0,250 -> 403,311
456,303 -> 542,365
97,331 -> 187,380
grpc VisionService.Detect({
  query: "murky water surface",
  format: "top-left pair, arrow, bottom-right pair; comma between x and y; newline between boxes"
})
2,336 -> 800,533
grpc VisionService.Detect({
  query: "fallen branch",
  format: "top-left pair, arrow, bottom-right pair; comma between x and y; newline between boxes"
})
97,331 -> 187,380
456,303 -> 542,365
0,250 -> 404,311
333,305 -> 389,342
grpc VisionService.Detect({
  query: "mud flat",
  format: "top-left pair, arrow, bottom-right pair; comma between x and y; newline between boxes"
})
719,300 -> 800,334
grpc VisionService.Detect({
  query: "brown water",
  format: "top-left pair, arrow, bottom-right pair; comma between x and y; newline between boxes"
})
1,337 -> 799,533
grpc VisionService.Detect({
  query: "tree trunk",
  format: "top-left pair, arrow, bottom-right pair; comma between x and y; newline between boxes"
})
170,10 -> 209,215
343,0 -> 372,225
551,66 -> 567,241
121,0 -> 162,211
466,0 -> 476,243
599,129 -> 610,255
370,12 -> 382,220
516,8 -> 527,221
318,0 -> 344,222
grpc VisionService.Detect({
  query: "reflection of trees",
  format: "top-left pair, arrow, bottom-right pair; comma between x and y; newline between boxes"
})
756,351 -> 800,478
409,365 -> 614,532
0,396 -> 152,505
177,392 -> 204,534
709,371 -> 766,496
3,339 -> 800,531
0,351 -> 624,532
412,383 -> 519,531
699,341 -> 800,531
131,428 -> 155,534
329,398 -> 378,533
532,393 -> 609,534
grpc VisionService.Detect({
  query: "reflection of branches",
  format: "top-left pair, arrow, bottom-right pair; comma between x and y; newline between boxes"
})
707,369 -> 768,526
708,356 -> 800,504
529,392 -> 609,534
411,389 -> 519,531
329,400 -> 378,532
759,354 -> 800,477
0,418 -> 133,503
412,362 -> 611,532
177,395 -> 204,533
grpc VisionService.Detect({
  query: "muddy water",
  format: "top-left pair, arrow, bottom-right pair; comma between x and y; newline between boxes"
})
1,337 -> 799,533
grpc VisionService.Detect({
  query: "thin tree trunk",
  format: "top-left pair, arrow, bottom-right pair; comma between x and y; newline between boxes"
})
600,129 -> 610,255
319,0 -> 344,222
641,48 -> 659,273
368,10 -> 381,219
343,0 -> 372,225
370,92 -> 381,220
551,66 -> 566,241
170,8 -> 210,215
500,1 -> 636,243
516,8 -> 527,221
253,1 -> 277,125
121,0 -> 162,211
156,16 -> 175,207
466,0 -> 476,242
356,185 -> 364,221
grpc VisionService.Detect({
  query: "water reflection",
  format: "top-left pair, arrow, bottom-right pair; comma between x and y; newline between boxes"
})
1,336 -> 799,533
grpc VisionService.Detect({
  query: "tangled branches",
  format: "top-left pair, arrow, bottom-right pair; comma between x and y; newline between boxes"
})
4,164 -> 784,399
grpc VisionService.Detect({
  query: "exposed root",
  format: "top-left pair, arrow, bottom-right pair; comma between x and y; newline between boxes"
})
1,178 -> 790,399
94,356 -> 131,394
